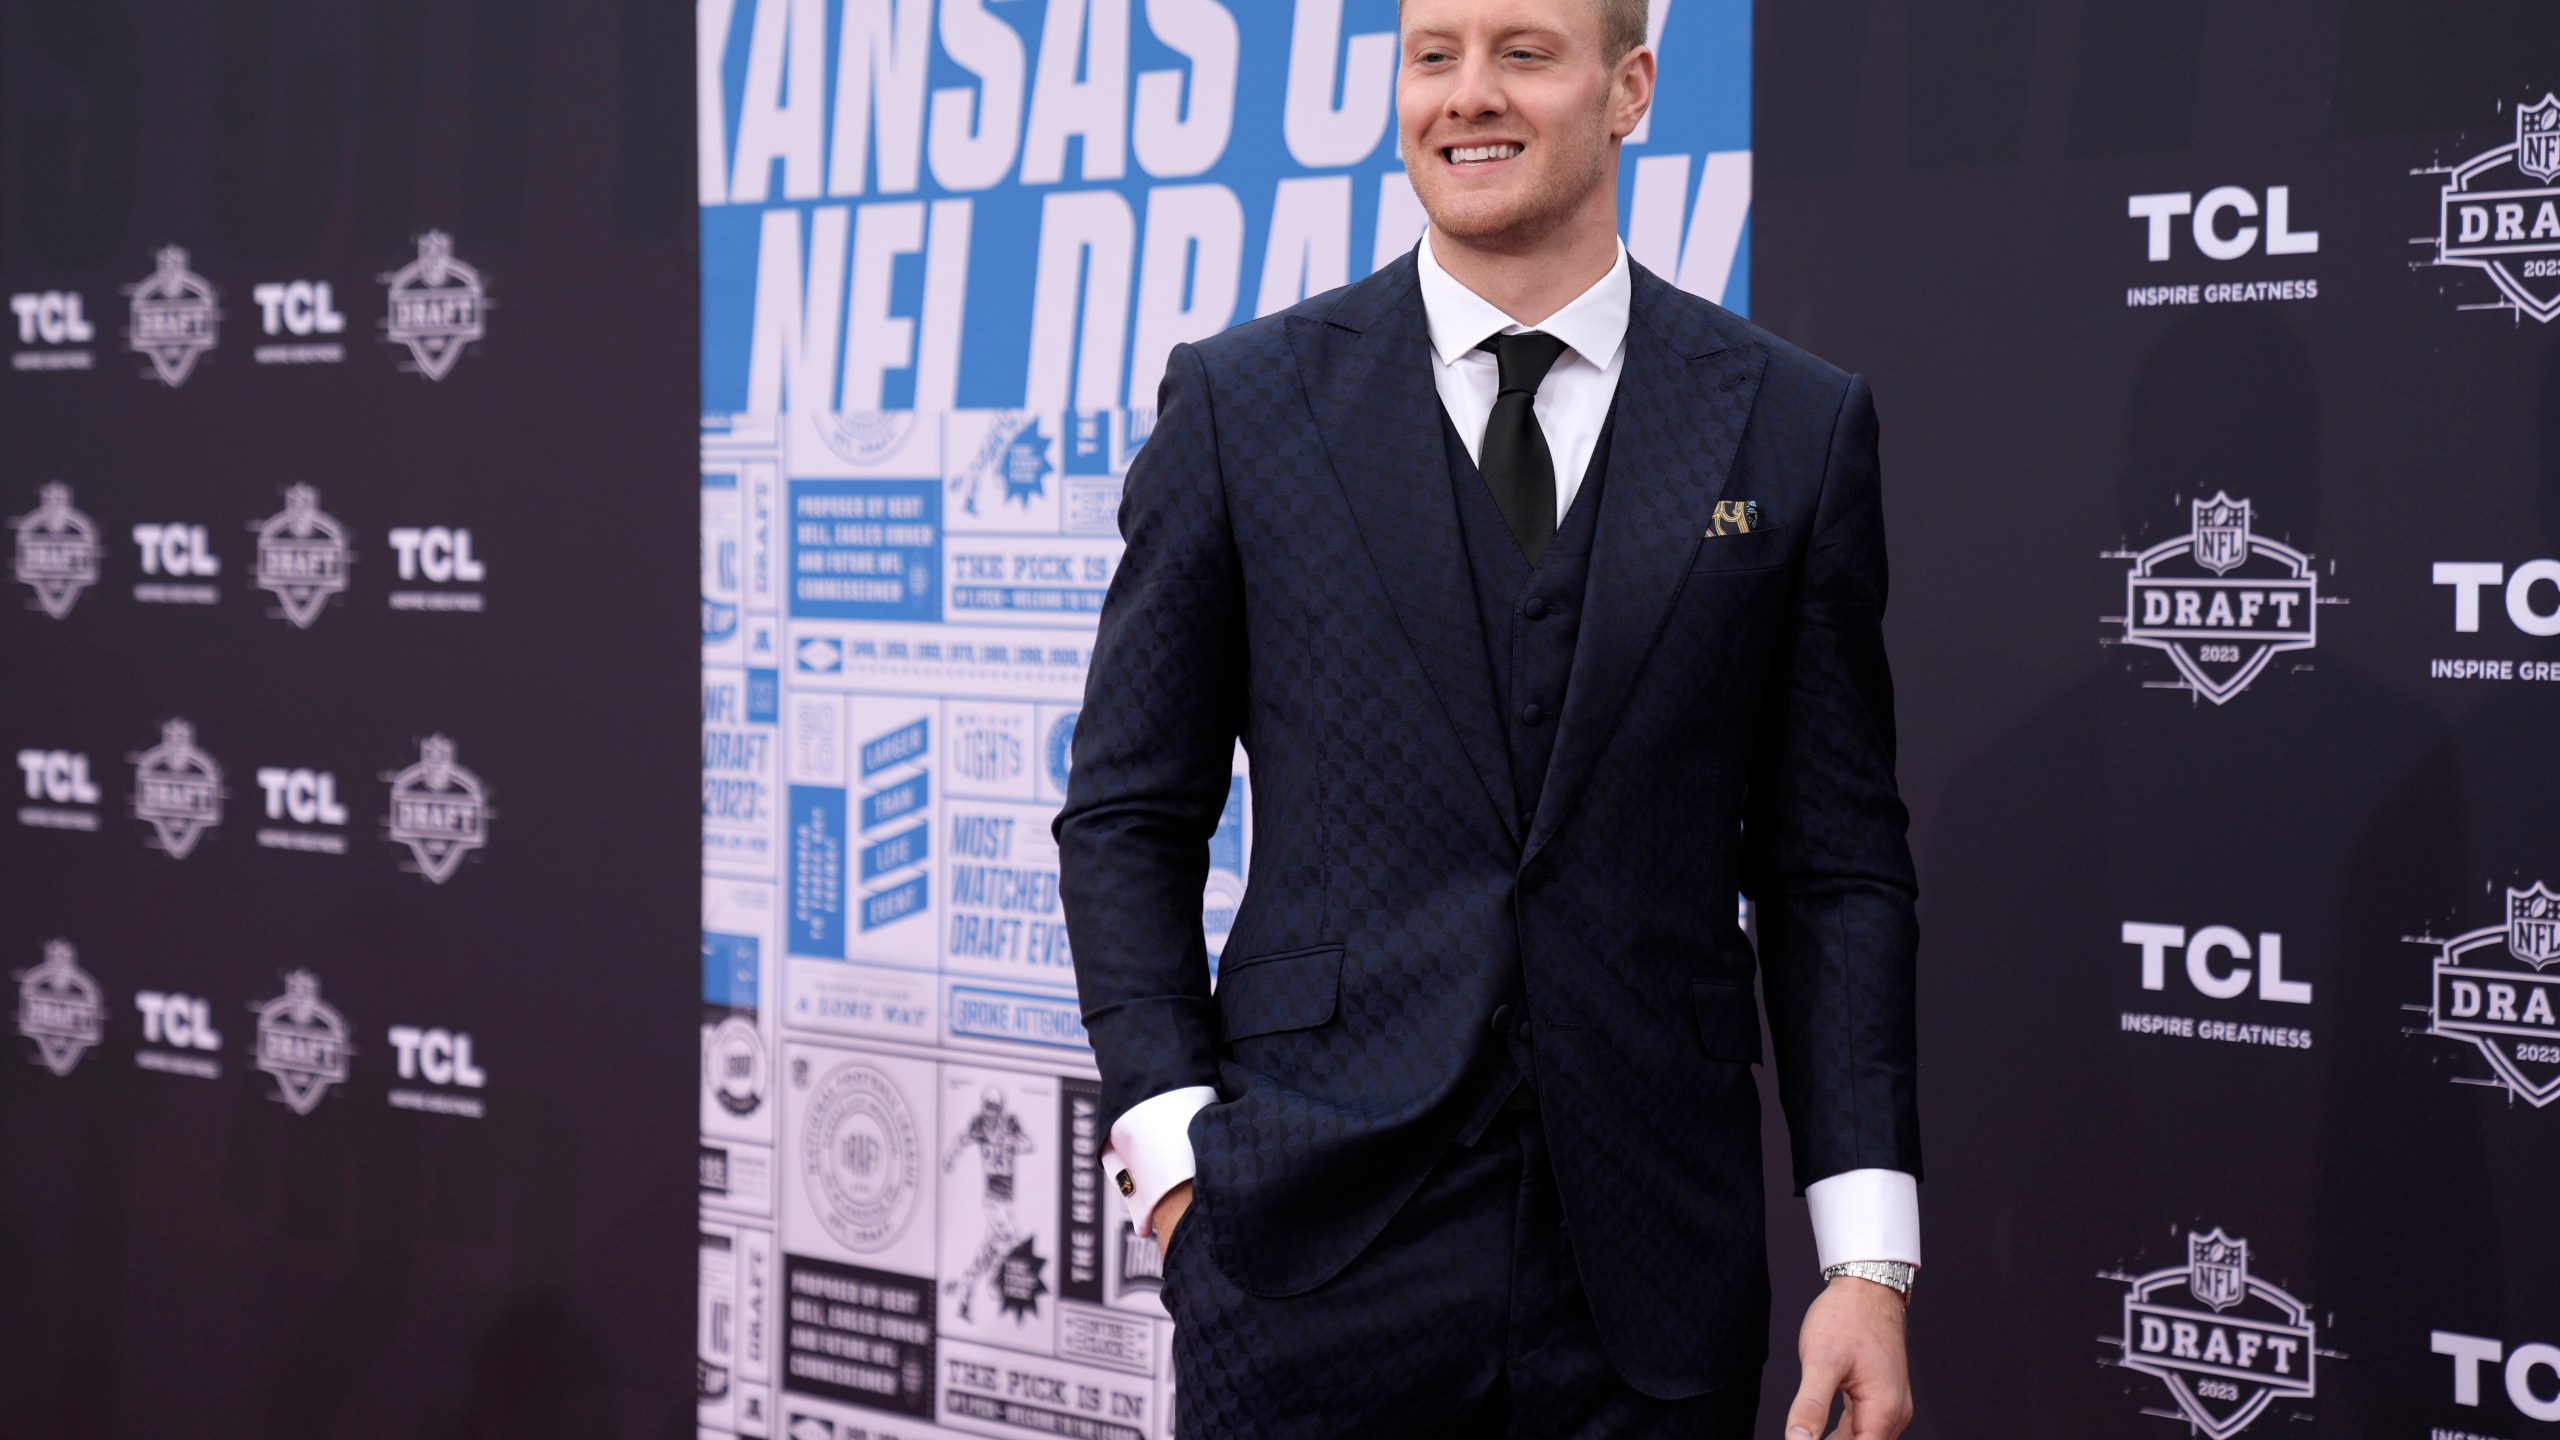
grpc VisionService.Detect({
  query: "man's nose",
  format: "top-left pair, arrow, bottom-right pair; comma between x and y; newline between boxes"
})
1445,53 -> 1509,119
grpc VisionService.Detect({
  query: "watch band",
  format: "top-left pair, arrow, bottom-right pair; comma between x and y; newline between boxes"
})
1823,1260 -> 1916,1300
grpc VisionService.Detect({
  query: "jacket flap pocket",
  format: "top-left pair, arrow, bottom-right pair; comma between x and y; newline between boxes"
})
1692,979 -> 1763,1065
1217,944 -> 1343,1041
1689,523 -> 1789,573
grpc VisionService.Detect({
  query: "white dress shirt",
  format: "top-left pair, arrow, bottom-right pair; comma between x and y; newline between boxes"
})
1100,231 -> 1921,1275
1415,229 -> 1631,518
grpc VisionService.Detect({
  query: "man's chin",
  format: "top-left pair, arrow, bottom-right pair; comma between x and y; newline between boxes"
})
1415,194 -> 1547,248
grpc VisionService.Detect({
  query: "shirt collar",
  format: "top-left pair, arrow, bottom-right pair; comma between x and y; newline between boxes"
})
1415,228 -> 1631,373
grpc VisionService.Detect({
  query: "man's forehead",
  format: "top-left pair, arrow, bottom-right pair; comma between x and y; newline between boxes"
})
1400,0 -> 1601,44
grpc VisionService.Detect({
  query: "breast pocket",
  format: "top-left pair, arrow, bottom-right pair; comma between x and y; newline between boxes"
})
1215,943 -> 1344,1041
1689,524 -> 1790,575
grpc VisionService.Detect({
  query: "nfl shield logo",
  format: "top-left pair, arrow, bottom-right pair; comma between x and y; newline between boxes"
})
131,719 -> 225,859
251,484 -> 352,629
2508,883 -> 2560,969
126,246 -> 220,386
16,939 -> 105,1077
12,482 -> 101,620
2519,94 -> 2560,185
381,231 -> 487,381
2187,1229 -> 2249,1313
253,970 -> 351,1114
384,735 -> 490,884
2191,493 -> 2252,575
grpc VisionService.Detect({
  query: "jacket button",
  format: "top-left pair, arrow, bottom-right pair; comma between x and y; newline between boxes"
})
1489,1004 -> 1512,1036
1523,596 -> 1548,620
1520,701 -> 1545,725
1519,860 -> 1550,892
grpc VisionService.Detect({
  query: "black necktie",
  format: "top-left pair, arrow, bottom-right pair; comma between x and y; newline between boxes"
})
1475,331 -> 1571,564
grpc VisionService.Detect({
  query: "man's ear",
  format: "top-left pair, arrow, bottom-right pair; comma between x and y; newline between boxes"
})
1611,46 -> 1657,141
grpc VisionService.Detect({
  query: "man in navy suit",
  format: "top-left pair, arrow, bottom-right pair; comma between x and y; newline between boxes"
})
1056,1 -> 1921,1435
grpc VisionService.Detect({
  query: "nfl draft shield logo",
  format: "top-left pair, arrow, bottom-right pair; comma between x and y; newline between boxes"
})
15,939 -> 105,1077
125,245 -> 220,385
383,735 -> 490,884
130,719 -> 225,858
252,970 -> 351,1114
11,482 -> 100,619
2419,881 -> 2560,1106
381,230 -> 487,380
250,484 -> 352,627
2108,1227 -> 2320,1438
2114,493 -> 2319,704
2426,96 -> 2560,323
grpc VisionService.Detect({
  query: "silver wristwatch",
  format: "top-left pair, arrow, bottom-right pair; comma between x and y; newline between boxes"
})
1823,1260 -> 1916,1301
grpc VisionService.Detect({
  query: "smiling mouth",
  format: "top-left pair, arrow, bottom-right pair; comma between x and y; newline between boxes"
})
1443,142 -> 1524,166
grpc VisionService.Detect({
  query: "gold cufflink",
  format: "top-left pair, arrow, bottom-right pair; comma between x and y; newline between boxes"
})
1115,1170 -> 1134,1196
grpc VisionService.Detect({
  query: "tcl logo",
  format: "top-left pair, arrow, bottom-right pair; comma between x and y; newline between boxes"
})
136,992 -> 221,1050
10,291 -> 95,345
2434,1331 -> 2560,1423
17,749 -> 100,805
388,527 -> 484,583
2121,922 -> 2312,1004
2436,561 -> 2560,637
251,280 -> 345,337
2128,187 -> 2319,261
256,767 -> 347,825
132,523 -> 220,577
389,1026 -> 485,1087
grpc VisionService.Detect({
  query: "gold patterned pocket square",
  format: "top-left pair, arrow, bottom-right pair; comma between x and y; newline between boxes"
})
1705,500 -> 1762,537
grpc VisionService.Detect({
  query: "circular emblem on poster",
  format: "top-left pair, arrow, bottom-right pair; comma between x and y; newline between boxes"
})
1044,710 -> 1077,794
705,1016 -> 766,1117
800,1061 -> 919,1252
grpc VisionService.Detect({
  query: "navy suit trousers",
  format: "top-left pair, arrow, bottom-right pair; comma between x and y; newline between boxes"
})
1162,1112 -> 1762,1440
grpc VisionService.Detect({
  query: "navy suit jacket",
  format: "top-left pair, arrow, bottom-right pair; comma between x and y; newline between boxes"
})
1055,250 -> 1921,1397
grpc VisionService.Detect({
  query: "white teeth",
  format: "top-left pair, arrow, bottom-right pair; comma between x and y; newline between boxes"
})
1447,143 -> 1522,164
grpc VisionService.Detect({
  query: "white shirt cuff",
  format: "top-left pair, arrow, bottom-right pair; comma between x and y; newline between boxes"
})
1100,1085 -> 1217,1236
1805,1168 -> 1922,1271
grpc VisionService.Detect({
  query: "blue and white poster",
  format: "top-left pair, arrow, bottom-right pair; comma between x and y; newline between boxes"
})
696,3 -> 1749,1433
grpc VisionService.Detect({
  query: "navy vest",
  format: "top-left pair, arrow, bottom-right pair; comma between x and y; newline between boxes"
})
1442,397 -> 1618,1135
1442,401 -> 1618,823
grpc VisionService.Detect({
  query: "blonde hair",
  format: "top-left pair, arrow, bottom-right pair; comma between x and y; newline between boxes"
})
1400,0 -> 1651,60
1598,0 -> 1650,58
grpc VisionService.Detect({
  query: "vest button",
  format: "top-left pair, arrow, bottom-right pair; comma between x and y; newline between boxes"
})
1520,701 -> 1545,725
1490,1004 -> 1513,1037
1523,596 -> 1548,620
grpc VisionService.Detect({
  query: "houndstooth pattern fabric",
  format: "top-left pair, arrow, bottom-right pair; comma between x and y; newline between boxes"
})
1160,1110 -> 1763,1438
1055,249 -> 1920,1400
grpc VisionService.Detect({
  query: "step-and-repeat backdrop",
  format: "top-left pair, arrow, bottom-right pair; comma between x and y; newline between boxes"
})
0,2 -> 698,1436
1755,2 -> 2560,1437
49,4 -> 2542,1437
693,2 -> 1750,1436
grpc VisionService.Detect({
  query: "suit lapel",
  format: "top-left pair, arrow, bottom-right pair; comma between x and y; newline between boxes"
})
1526,266 -> 1766,862
1288,256 -> 1522,845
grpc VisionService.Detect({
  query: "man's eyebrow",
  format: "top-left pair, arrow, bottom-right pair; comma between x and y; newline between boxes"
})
1403,25 -> 1576,48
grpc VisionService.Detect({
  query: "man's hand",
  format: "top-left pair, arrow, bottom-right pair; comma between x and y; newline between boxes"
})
1785,1274 -> 1912,1440
1151,1179 -> 1194,1250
